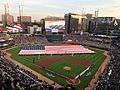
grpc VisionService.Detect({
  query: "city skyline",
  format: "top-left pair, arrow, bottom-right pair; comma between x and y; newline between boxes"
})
0,0 -> 120,21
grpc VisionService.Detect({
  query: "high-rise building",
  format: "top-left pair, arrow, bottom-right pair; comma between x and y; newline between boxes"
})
17,16 -> 31,32
64,13 -> 86,34
85,13 -> 95,33
64,14 -> 78,34
2,14 -> 14,25
40,19 -> 45,35
17,16 -> 31,23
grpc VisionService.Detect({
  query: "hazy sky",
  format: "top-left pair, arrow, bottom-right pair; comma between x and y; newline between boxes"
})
0,0 -> 120,21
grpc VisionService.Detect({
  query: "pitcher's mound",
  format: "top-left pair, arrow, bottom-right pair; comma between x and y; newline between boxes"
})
63,66 -> 71,71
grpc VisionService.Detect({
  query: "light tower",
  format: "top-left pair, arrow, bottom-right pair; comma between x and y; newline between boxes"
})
4,3 -> 9,26
81,9 -> 85,32
19,5 -> 23,25
94,9 -> 99,33
95,9 -> 99,18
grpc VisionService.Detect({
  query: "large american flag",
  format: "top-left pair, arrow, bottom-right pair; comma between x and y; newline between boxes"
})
6,24 -> 23,33
19,45 -> 95,55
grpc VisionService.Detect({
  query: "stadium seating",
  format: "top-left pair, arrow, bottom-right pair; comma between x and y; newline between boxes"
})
63,34 -> 110,49
0,51 -> 75,90
94,36 -> 120,90
0,52 -> 55,90
11,35 -> 48,44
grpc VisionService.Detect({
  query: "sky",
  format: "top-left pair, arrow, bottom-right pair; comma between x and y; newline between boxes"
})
0,0 -> 120,21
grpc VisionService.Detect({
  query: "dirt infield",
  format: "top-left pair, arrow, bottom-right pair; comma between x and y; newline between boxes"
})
35,56 -> 92,68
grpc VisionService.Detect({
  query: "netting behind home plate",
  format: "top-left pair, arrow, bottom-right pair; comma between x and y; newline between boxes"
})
19,45 -> 95,55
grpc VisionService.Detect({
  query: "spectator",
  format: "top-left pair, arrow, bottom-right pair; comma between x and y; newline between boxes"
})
95,36 -> 120,90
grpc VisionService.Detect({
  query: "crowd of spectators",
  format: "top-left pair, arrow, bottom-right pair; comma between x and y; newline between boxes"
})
0,33 -> 9,39
94,36 -> 120,90
0,33 -> 12,46
0,51 -> 75,90
0,52 -> 56,90
63,34 -> 87,42
11,35 -> 48,45
1,33 -> 118,90
63,34 -> 111,50
0,34 -> 13,42
0,33 -> 111,49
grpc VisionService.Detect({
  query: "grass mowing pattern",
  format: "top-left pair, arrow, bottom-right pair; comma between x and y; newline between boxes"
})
6,47 -> 106,89
48,60 -> 84,77
78,49 -> 106,88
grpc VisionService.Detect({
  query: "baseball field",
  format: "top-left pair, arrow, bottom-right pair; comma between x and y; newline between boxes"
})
6,47 -> 106,89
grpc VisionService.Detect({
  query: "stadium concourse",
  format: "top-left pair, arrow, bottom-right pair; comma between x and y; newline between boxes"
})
19,45 -> 95,55
94,36 -> 120,90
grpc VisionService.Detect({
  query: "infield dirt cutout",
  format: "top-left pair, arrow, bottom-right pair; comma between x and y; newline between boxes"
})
35,56 -> 92,68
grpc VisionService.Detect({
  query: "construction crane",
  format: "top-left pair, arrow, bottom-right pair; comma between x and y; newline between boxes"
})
19,5 -> 23,25
4,3 -> 9,26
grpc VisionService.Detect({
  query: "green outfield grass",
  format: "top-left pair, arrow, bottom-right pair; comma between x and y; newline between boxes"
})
6,47 -> 106,89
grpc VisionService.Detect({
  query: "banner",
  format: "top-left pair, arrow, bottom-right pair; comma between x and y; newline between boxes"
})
52,29 -> 58,33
